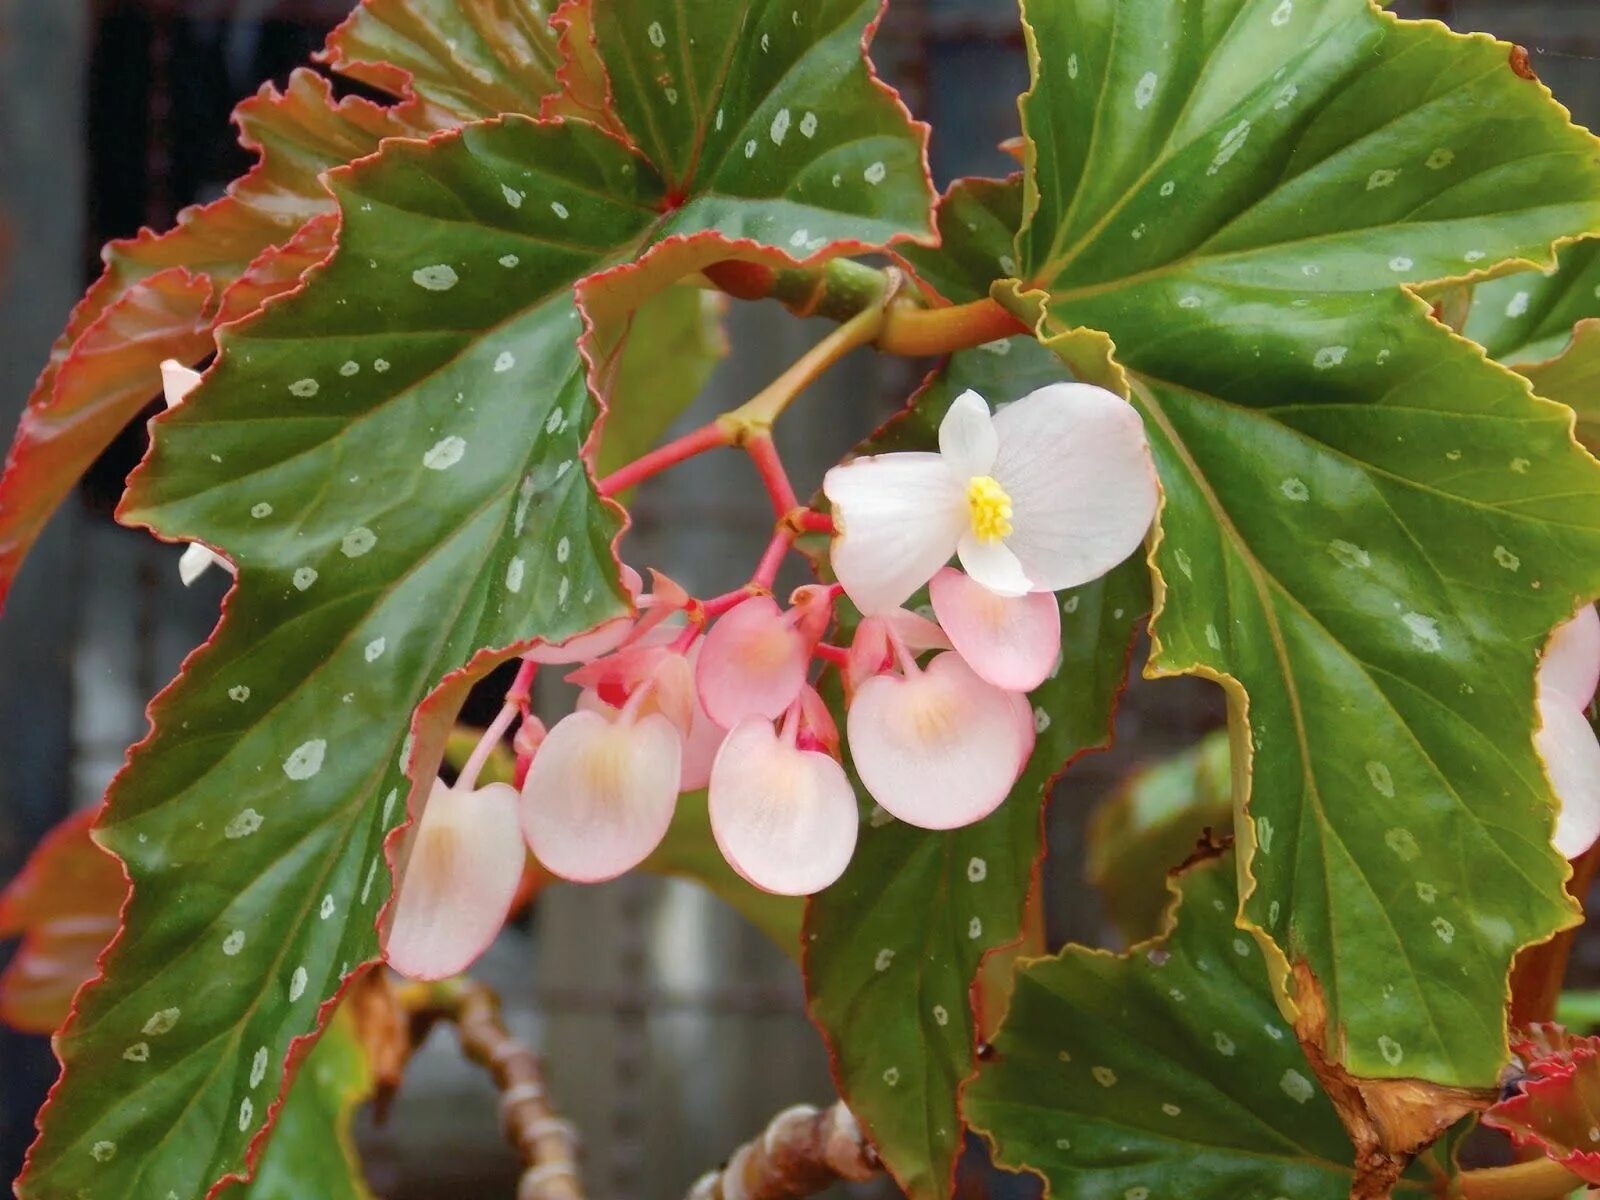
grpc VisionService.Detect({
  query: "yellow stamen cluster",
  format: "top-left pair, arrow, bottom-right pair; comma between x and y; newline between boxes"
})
966,475 -> 1014,544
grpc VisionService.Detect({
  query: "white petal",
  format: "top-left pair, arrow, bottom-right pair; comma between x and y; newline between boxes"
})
1537,698 -> 1600,858
847,652 -> 1035,830
178,543 -> 221,586
519,710 -> 681,882
160,360 -> 202,408
708,719 -> 858,896
1540,604 -> 1600,709
823,453 -> 966,614
990,382 -> 1158,592
938,390 -> 999,480
386,780 -> 525,980
929,567 -> 1061,692
956,533 -> 1032,597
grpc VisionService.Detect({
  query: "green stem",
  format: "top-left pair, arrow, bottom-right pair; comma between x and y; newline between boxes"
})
702,257 -> 1028,357
1457,1158 -> 1583,1200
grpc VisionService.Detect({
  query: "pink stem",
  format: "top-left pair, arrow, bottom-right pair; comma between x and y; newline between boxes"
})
745,434 -> 799,517
751,528 -> 793,590
597,422 -> 731,497
813,643 -> 850,667
795,509 -> 837,535
701,587 -> 757,620
460,700 -> 521,791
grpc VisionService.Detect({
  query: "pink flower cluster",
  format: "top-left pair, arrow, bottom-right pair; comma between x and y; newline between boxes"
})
387,382 -> 1163,980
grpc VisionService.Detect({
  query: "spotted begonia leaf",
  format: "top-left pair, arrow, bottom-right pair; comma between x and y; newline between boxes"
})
15,4 -> 931,1196
1483,1024 -> 1600,1183
965,852 -> 1448,1199
806,177 -> 1145,1200
1010,0 -> 1600,1089
1087,728 -> 1233,943
220,1007 -> 377,1200
1464,240 -> 1600,448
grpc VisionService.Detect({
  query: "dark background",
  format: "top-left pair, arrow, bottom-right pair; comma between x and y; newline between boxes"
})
0,1 -> 1596,1196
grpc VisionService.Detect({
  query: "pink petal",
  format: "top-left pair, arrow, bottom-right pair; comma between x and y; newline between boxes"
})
847,652 -> 1035,830
524,615 -> 634,665
823,452 -> 966,614
520,710 -> 681,882
1537,697 -> 1600,858
386,780 -> 525,980
929,567 -> 1061,692
939,389 -> 999,479
160,360 -> 202,408
696,596 -> 808,729
846,610 -> 952,691
794,684 -> 840,757
990,382 -> 1159,593
1540,605 -> 1600,710
956,532 -> 1032,597
708,719 -> 858,895
679,670 -> 727,792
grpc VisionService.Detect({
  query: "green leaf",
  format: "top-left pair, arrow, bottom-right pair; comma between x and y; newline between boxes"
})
1464,240 -> 1600,447
597,286 -> 729,478
223,1008 -> 375,1200
643,792 -> 804,954
1465,240 -> 1600,367
806,177 -> 1145,1200
1012,0 -> 1600,1087
966,851 -> 1444,1199
18,6 -> 932,1195
321,0 -> 564,123
1087,729 -> 1233,944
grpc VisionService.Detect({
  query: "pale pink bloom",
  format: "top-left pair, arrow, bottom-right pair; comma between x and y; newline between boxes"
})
847,651 -> 1035,829
708,717 -> 857,896
519,705 -> 682,882
386,778 -> 525,980
695,595 -> 809,729
571,638 -> 726,791
823,384 -> 1158,613
524,566 -> 643,665
845,608 -> 950,693
928,567 -> 1060,692
159,360 -> 234,587
1536,604 -> 1600,857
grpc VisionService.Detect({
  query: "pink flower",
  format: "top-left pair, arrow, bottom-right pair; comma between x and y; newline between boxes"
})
521,648 -> 695,881
695,595 -> 811,729
822,384 -> 1158,613
928,566 -> 1061,692
1537,604 -> 1600,858
847,649 -> 1035,830
707,707 -> 857,896
385,778 -> 525,980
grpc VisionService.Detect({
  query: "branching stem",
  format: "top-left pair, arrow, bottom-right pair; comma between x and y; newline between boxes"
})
399,978 -> 585,1200
685,1100 -> 878,1200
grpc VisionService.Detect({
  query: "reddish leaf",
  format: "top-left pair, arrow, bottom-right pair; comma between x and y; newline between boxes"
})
0,71 -> 433,608
0,810 -> 125,1036
1485,1025 -> 1600,1182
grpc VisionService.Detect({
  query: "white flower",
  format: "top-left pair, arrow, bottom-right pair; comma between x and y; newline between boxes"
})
159,361 -> 233,587
1537,604 -> 1600,857
822,383 -> 1159,614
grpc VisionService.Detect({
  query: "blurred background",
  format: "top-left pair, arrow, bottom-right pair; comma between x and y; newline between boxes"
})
0,1 -> 1596,1197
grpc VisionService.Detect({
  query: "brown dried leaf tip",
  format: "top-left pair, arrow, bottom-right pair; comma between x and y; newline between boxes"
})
1290,961 -> 1493,1199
